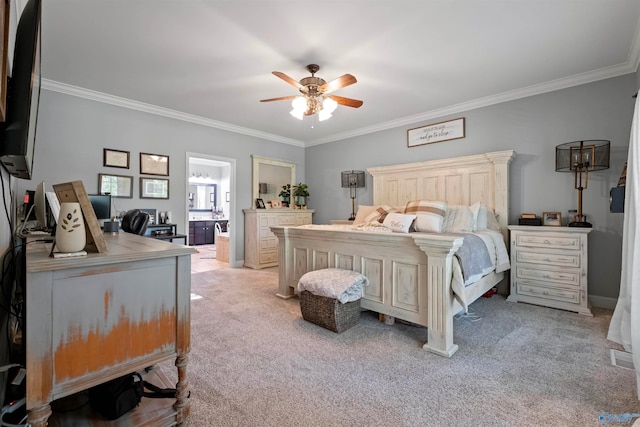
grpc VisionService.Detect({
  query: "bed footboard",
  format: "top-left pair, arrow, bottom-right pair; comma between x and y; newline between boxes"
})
271,226 -> 464,357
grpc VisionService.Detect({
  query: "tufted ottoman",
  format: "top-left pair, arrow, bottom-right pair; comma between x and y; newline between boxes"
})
297,268 -> 368,333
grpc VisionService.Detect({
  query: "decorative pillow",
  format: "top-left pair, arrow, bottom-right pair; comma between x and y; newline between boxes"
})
353,205 -> 377,225
382,212 -> 416,233
443,205 -> 475,233
486,209 -> 501,231
469,201 -> 482,231
363,205 -> 398,223
405,200 -> 447,232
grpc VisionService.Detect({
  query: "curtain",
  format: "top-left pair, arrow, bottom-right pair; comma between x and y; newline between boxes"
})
608,94 -> 640,399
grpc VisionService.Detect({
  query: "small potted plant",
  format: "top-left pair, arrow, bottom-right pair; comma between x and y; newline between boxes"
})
278,184 -> 291,207
292,183 -> 309,208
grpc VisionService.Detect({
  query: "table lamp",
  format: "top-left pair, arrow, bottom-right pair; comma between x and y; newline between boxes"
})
555,140 -> 610,227
341,170 -> 365,221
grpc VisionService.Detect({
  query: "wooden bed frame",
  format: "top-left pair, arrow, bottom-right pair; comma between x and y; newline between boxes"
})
271,150 -> 515,357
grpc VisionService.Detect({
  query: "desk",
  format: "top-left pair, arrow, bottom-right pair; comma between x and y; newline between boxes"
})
25,233 -> 197,426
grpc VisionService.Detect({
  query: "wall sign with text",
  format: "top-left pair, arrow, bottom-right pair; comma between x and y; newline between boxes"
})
407,118 -> 465,147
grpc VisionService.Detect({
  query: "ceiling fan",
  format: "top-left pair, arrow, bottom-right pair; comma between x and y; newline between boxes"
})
260,64 -> 363,121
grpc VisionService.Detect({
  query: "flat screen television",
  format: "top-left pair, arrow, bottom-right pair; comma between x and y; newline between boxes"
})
0,0 -> 41,180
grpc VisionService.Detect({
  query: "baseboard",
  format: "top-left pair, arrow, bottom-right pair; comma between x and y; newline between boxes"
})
589,295 -> 618,310
611,349 -> 635,370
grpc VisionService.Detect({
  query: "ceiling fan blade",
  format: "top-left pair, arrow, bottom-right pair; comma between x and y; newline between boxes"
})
328,95 -> 363,108
272,71 -> 305,91
319,74 -> 357,94
260,95 -> 298,102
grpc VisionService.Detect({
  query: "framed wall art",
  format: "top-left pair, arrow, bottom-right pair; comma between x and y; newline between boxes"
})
140,152 -> 169,176
98,173 -> 133,198
407,117 -> 465,147
103,148 -> 130,169
140,177 -> 169,199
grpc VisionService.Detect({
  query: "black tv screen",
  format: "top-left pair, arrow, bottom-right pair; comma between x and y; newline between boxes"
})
0,0 -> 41,180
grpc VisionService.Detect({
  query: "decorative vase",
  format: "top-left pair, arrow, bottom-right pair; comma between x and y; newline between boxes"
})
55,202 -> 86,253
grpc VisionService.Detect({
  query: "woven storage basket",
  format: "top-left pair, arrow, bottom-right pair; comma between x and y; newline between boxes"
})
299,290 -> 360,333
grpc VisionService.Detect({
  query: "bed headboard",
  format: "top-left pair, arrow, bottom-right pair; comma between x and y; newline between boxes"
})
367,150 -> 515,237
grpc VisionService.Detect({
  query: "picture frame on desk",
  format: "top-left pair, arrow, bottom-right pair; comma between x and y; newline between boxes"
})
542,211 -> 562,226
256,198 -> 265,209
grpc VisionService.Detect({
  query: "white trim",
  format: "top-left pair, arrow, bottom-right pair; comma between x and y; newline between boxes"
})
43,59 -> 636,148
186,152 -> 237,268
42,79 -> 305,147
306,63 -> 637,146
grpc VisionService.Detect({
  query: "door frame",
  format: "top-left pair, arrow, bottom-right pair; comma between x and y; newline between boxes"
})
186,152 -> 236,267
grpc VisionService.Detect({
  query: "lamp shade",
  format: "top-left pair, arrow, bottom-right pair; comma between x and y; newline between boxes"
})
258,182 -> 268,194
341,170 -> 365,188
555,140 -> 610,172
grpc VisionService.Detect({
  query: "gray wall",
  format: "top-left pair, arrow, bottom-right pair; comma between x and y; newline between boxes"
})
13,90 -> 306,263
5,73 -> 637,306
305,74 -> 637,306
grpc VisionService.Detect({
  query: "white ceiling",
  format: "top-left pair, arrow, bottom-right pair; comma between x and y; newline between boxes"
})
40,1 -> 640,147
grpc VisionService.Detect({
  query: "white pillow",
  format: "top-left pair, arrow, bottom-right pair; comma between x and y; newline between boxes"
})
486,209 -> 501,231
382,212 -> 416,233
469,202 -> 482,231
443,205 -> 475,233
353,205 -> 377,225
405,200 -> 448,232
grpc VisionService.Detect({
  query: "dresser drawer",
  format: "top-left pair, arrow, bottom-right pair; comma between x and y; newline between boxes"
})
514,249 -> 580,268
516,282 -> 580,304
515,233 -> 581,251
515,266 -> 580,287
259,250 -> 278,264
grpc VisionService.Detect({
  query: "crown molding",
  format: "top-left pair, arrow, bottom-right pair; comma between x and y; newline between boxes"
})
43,57 -> 637,149
305,62 -> 637,147
40,79 -> 306,148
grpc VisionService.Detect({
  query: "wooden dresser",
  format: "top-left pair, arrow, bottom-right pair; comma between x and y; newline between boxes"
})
25,233 -> 197,426
507,225 -> 592,315
243,208 -> 313,269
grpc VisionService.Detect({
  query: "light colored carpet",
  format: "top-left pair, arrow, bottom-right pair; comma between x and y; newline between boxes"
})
160,268 -> 639,427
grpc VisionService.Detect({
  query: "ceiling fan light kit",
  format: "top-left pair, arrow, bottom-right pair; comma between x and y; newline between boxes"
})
261,64 -> 363,122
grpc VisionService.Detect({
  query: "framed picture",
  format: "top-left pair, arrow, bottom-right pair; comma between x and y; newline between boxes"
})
256,198 -> 266,209
140,177 -> 169,199
140,152 -> 169,176
407,117 -> 465,147
98,173 -> 133,198
270,200 -> 282,208
103,148 -> 130,169
543,212 -> 562,226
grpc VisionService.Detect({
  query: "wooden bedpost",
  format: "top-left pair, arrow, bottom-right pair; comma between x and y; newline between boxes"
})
413,234 -> 463,358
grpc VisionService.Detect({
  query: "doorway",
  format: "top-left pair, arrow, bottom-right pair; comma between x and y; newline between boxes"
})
186,152 -> 236,268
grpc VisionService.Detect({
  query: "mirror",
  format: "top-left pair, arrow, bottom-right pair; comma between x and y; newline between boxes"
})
251,155 -> 296,208
188,183 -> 217,211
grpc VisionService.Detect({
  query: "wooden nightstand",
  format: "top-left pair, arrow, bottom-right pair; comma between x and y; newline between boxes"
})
507,225 -> 592,315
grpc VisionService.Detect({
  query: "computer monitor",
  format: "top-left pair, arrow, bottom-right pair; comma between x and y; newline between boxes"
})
88,194 -> 111,227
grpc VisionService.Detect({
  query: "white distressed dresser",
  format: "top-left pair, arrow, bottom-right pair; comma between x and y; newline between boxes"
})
507,225 -> 592,315
243,208 -> 313,269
